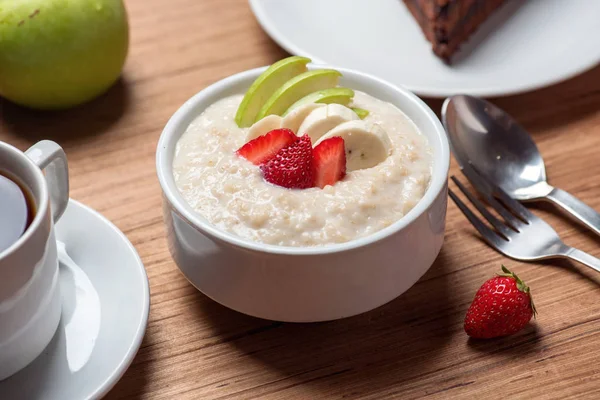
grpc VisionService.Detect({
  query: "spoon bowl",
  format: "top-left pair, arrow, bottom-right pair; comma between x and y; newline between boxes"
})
442,95 -> 552,200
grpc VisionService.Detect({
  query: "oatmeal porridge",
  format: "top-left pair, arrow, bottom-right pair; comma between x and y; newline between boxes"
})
173,91 -> 432,246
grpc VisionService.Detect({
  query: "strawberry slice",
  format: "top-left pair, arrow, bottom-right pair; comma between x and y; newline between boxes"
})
236,128 -> 296,165
313,137 -> 346,188
260,135 -> 315,189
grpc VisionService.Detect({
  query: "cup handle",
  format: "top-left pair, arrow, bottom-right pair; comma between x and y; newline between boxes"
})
25,140 -> 70,222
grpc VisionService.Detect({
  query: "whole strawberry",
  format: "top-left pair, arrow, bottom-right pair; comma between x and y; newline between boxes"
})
464,266 -> 536,339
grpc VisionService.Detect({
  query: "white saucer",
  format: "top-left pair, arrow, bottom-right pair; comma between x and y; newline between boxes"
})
249,0 -> 600,97
0,199 -> 150,400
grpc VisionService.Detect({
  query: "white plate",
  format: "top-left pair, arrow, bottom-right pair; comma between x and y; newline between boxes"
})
249,0 -> 600,97
0,200 -> 150,400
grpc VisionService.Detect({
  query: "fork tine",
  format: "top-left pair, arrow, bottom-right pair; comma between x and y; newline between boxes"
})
448,187 -> 506,250
450,176 -> 512,239
465,163 -> 532,223
489,180 -> 531,223
459,163 -> 493,195
460,165 -> 522,230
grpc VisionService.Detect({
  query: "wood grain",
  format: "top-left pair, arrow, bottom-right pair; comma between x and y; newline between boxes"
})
1,1 -> 600,398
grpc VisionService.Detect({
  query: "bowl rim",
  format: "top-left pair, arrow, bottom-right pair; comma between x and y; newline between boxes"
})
156,64 -> 449,256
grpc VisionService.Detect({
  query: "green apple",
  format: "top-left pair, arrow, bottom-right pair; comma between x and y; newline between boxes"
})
235,56 -> 310,127
351,107 -> 370,119
256,69 -> 341,121
283,87 -> 355,116
0,0 -> 129,110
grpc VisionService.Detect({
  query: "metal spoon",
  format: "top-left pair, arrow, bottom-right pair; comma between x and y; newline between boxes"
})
442,95 -> 600,237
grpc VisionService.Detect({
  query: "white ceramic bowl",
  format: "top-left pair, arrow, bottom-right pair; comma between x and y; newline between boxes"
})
156,65 -> 450,322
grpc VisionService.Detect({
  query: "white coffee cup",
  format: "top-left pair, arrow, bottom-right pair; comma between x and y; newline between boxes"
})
0,140 -> 69,381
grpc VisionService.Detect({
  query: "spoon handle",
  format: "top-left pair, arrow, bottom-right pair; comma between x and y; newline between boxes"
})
545,187 -> 600,237
563,247 -> 600,273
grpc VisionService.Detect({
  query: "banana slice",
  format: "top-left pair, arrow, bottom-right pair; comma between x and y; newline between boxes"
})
281,103 -> 325,134
246,115 -> 283,142
297,104 -> 359,142
315,120 -> 392,171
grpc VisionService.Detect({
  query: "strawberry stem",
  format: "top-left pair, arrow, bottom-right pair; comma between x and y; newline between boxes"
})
498,265 -> 537,318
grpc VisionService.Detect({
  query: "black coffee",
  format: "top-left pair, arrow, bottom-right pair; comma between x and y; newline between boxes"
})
0,171 -> 35,253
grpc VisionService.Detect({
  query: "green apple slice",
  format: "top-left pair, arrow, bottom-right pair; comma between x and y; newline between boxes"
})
351,107 -> 370,119
283,87 -> 355,116
256,69 -> 342,121
235,56 -> 311,127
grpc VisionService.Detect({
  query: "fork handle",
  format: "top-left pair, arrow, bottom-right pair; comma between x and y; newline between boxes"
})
545,187 -> 600,238
564,248 -> 600,273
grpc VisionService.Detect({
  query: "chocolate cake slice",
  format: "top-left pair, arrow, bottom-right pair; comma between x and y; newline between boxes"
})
403,0 -> 507,62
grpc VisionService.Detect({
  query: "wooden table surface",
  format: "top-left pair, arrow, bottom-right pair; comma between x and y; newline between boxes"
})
2,1 -> 600,399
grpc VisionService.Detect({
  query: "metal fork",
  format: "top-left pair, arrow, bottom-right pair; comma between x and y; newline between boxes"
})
449,165 -> 600,273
